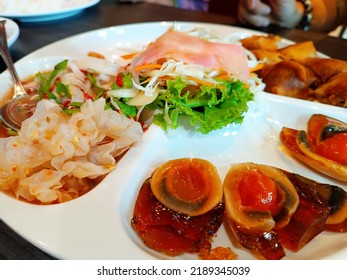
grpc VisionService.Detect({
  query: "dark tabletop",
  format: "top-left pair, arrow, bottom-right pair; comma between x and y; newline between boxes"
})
0,0 -> 346,260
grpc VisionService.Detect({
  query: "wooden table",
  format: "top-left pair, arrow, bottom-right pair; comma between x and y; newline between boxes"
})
1,0 -> 346,260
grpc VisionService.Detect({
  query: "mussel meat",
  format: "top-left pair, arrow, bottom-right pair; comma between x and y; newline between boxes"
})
150,158 -> 223,216
280,114 -> 347,181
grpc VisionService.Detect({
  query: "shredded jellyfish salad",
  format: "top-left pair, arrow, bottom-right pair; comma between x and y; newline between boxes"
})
0,58 -> 143,204
109,28 -> 264,134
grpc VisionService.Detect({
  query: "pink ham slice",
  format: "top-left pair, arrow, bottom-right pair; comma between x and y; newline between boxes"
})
129,29 -> 250,82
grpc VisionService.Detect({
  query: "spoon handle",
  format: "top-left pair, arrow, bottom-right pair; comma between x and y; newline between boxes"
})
0,20 -> 27,99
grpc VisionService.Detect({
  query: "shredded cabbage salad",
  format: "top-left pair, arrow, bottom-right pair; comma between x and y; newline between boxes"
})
107,28 -> 265,134
110,60 -> 255,134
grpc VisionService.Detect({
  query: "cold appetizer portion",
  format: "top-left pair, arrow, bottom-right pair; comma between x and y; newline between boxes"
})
223,162 -> 346,259
223,163 -> 299,260
132,159 -> 346,259
149,158 -> 223,216
0,58 -> 144,204
113,29 -> 257,134
241,35 -> 347,107
280,114 -> 347,182
131,158 -> 235,259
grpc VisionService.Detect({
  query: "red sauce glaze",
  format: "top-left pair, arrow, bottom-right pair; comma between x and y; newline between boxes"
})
276,174 -> 330,252
283,171 -> 346,233
131,179 -> 225,257
0,121 -> 12,138
229,220 -> 285,260
325,219 -> 347,232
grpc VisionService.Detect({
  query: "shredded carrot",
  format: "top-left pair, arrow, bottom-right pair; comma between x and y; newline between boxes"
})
214,74 -> 230,80
121,52 -> 138,60
188,76 -> 216,87
135,64 -> 163,72
88,51 -> 105,59
140,77 -> 152,84
218,84 -> 227,90
187,76 -> 226,90
140,75 -> 173,85
250,63 -> 264,72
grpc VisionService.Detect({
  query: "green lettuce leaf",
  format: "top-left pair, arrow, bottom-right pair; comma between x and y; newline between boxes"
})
147,77 -> 254,134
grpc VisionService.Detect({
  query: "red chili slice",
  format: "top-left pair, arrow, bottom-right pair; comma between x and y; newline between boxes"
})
116,73 -> 123,87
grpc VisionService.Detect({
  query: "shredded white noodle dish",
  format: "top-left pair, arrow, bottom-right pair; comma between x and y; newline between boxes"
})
0,58 -> 144,204
0,27 -> 265,204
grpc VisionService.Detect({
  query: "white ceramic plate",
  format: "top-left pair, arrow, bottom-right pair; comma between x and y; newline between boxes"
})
0,17 -> 20,47
0,0 -> 100,22
0,22 -> 346,260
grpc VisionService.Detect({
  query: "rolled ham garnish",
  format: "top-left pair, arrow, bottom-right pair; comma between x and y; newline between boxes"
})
129,29 -> 250,83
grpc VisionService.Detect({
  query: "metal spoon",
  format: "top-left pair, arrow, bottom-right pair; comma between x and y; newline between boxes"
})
0,20 -> 36,130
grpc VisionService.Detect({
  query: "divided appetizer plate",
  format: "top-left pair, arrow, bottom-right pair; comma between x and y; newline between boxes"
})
0,22 -> 346,260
